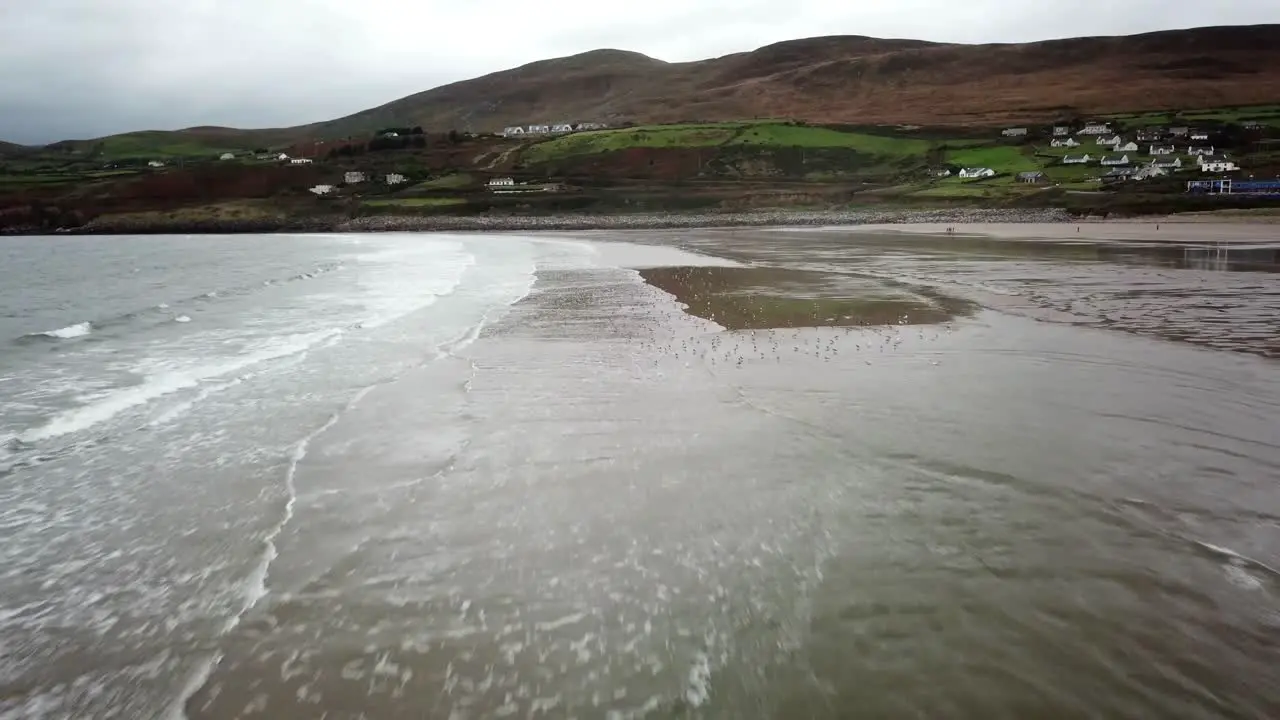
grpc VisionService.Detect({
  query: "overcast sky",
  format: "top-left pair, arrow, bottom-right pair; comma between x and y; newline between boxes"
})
2,0 -> 1278,144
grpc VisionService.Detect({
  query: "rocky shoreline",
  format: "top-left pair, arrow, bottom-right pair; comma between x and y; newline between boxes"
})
34,208 -> 1078,236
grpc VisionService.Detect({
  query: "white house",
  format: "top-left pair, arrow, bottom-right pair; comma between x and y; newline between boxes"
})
1116,141 -> 1139,153
487,176 -> 516,188
1053,126 -> 1071,136
1100,154 -> 1130,166
1190,131 -> 1210,141
574,122 -> 608,131
1078,123 -> 1111,135
344,171 -> 366,184
1001,127 -> 1028,137
1134,165 -> 1168,180
277,153 -> 291,161
1150,145 -> 1176,155
526,125 -> 551,135
1137,129 -> 1164,142
1151,157 -> 1182,170
290,158 -> 313,165
1051,138 -> 1080,148
1199,156 -> 1239,173
935,168 -> 953,177
219,152 -> 235,161
1096,135 -> 1122,147
147,160 -> 165,168
550,123 -> 575,134
958,167 -> 996,178
1188,146 -> 1214,156
1017,171 -> 1046,183
501,126 -> 526,137
1062,154 -> 1091,164
309,184 -> 335,196
385,173 -> 407,185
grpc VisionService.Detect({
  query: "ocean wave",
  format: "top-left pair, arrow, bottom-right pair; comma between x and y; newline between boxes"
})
16,328 -> 345,444
16,322 -> 93,343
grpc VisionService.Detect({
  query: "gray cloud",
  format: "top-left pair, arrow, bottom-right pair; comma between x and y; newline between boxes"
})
2,0 -> 1278,144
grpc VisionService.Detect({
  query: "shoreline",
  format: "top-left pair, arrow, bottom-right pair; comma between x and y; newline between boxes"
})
18,208 -> 1074,236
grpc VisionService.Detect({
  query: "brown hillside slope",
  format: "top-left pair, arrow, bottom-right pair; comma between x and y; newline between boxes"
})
18,24 -> 1280,150
308,24 -> 1280,134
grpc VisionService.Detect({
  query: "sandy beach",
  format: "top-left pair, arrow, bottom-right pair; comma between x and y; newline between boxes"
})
2,227 -> 1278,719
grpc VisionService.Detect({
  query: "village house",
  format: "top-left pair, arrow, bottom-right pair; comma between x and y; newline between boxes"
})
575,122 -> 608,131
1190,131 -> 1211,141
1188,146 -> 1215,156
935,168 -> 953,178
1151,157 -> 1182,170
1053,126 -> 1071,136
958,167 -> 996,178
1062,154 -> 1091,164
290,158 -> 313,165
219,152 -> 235,161
1078,123 -> 1112,135
1150,144 -> 1176,155
526,125 -> 551,135
1199,156 -> 1239,173
277,153 -> 291,161
1096,135 -> 1122,147
1169,126 -> 1190,137
1051,138 -> 1080,148
1116,141 -> 1139,153
1136,129 -> 1164,142
1134,165 -> 1168,180
1001,127 -> 1028,137
550,123 -> 575,134
501,126 -> 526,137
487,176 -> 516,188
1102,167 -> 1135,182
147,160 -> 165,168
1101,154 -> 1131,167
385,173 -> 407,185
344,171 -> 366,184
1017,171 -> 1046,184
1243,121 -> 1263,130
309,184 -> 335,196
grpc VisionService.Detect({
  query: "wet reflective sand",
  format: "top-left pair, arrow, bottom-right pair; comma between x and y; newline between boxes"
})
179,227 -> 1279,719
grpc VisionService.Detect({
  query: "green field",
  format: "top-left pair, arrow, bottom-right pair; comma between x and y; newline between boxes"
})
945,145 -> 1038,172
522,122 -> 934,163
413,173 -> 474,190
362,197 -> 467,208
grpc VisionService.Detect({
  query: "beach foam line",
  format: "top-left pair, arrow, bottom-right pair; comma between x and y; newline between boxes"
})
13,322 -> 93,344
18,328 -> 344,444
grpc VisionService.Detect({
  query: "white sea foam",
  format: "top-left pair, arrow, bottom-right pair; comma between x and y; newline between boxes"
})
173,315 -> 191,323
19,329 -> 343,443
40,322 -> 92,339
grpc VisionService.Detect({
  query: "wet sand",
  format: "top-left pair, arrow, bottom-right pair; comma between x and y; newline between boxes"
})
851,221 -> 1280,244
167,228 -> 1280,719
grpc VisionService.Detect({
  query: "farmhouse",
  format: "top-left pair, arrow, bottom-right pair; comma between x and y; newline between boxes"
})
1053,126 -> 1071,136
958,167 -> 996,178
487,176 -> 516,188
1017,171 -> 1046,184
1078,122 -> 1112,135
1150,145 -> 1176,155
1116,141 -> 1139,153
219,152 -> 235,161
1151,157 -> 1183,170
1096,135 -> 1122,147
1051,138 -> 1080,148
385,173 -> 407,185
1062,154 -> 1091,164
1199,156 -> 1239,172
1188,146 -> 1215,156
1100,154 -> 1131,166
1001,127 -> 1028,137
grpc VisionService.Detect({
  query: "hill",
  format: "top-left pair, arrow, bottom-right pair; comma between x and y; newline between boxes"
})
9,24 -> 1280,156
